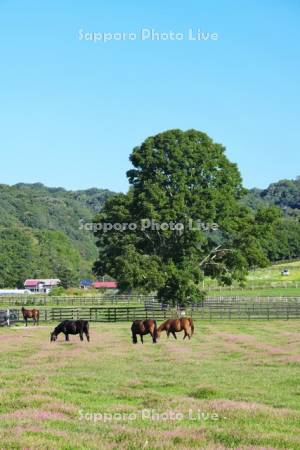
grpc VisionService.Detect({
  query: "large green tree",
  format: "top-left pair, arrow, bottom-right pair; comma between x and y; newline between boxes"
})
94,129 -> 276,306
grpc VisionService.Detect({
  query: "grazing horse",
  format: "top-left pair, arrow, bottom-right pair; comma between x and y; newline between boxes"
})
21,307 -> 39,326
50,320 -> 90,342
157,317 -> 194,340
131,319 -> 157,344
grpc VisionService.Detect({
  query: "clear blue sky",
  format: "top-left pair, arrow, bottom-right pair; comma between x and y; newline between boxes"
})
1,0 -> 299,192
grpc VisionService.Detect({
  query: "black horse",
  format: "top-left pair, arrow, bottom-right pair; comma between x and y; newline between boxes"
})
50,320 -> 90,342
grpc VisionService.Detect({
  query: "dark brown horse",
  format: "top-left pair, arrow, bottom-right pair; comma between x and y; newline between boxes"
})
157,317 -> 194,340
131,319 -> 157,344
21,307 -> 39,326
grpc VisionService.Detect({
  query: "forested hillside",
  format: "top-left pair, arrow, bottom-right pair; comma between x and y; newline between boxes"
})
0,183 -> 114,287
243,177 -> 300,215
242,177 -> 300,262
1,177 -> 300,289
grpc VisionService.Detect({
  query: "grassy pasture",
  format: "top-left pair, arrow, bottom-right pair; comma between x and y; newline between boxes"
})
247,261 -> 300,283
206,260 -> 300,296
0,322 -> 300,449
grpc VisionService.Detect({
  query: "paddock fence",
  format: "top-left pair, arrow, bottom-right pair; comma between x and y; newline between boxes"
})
205,280 -> 300,291
2,299 -> 300,323
0,294 -> 154,307
1,293 -> 300,308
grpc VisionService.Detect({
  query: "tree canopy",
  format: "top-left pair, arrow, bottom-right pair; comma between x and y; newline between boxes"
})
94,129 -> 278,305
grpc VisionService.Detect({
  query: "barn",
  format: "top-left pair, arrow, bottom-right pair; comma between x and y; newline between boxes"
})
24,279 -> 61,294
92,281 -> 118,289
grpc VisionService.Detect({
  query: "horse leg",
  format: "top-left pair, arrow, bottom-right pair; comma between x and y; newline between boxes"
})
187,326 -> 192,339
25,317 -> 27,327
183,331 -> 187,340
85,331 -> 90,342
171,331 -> 177,339
65,333 -> 69,341
140,335 -> 144,344
79,332 -> 84,341
151,330 -> 157,344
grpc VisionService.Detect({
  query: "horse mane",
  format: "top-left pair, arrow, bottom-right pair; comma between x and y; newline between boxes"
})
157,320 -> 169,331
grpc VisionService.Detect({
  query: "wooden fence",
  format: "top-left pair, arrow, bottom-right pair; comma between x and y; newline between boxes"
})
0,294 -> 154,307
2,293 -> 300,308
3,301 -> 300,323
206,280 -> 300,291
205,296 -> 300,304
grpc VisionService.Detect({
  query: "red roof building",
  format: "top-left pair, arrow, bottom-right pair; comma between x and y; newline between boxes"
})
92,281 -> 118,289
24,279 -> 61,293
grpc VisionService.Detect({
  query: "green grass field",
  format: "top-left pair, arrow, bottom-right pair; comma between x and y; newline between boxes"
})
206,260 -> 300,297
0,321 -> 300,449
247,261 -> 300,282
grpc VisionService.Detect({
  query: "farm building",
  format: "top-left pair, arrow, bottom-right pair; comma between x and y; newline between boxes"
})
79,279 -> 93,289
92,281 -> 118,289
24,279 -> 61,294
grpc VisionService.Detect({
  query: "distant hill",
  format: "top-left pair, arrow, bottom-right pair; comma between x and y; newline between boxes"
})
243,177 -> 300,216
1,177 -> 300,288
0,183 -> 115,287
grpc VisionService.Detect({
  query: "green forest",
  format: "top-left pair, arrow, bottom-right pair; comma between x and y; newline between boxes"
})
0,176 -> 300,289
243,178 -> 300,261
244,177 -> 300,214
0,183 -> 114,288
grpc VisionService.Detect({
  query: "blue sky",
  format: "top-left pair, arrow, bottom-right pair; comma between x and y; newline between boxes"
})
0,0 -> 299,192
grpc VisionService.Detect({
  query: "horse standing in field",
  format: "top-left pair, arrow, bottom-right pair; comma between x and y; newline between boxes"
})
21,307 -> 39,326
131,319 -> 158,344
50,320 -> 90,342
157,317 -> 194,340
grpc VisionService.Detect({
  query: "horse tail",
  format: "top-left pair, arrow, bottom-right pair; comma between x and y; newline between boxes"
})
190,318 -> 194,336
131,323 -> 138,344
153,320 -> 157,342
85,321 -> 90,341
